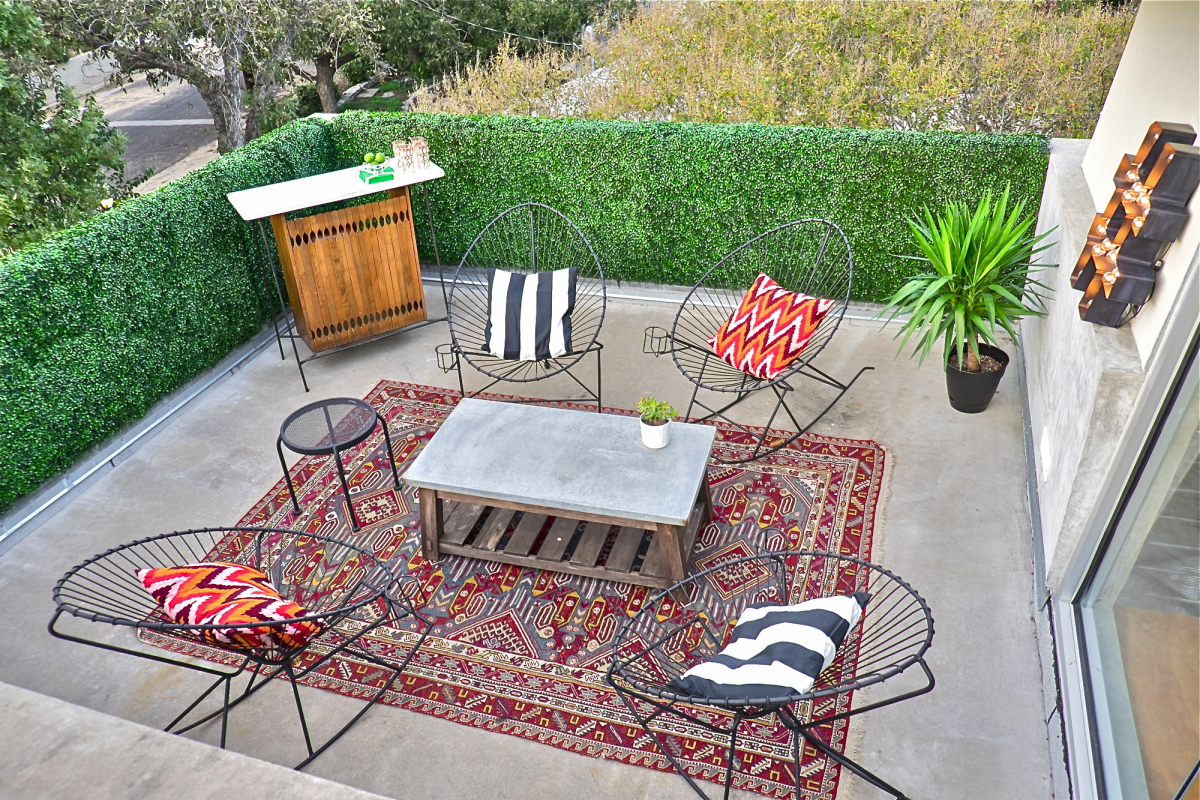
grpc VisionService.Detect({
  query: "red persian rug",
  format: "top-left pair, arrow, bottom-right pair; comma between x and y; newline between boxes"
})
147,381 -> 885,799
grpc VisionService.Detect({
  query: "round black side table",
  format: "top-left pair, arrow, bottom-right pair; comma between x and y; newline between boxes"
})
276,398 -> 399,530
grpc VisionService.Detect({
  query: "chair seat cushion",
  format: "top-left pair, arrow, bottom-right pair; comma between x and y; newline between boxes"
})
484,267 -> 577,361
667,593 -> 869,701
136,562 -> 324,650
706,273 -> 835,380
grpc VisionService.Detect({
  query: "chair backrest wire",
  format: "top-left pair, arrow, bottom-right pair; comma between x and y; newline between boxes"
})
671,219 -> 854,392
52,528 -> 397,652
447,203 -> 606,383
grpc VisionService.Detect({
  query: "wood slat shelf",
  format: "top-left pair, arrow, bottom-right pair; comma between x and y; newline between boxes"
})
435,497 -> 708,591
406,400 -> 718,602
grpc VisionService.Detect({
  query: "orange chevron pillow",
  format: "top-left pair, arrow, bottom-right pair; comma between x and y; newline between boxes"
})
137,562 -> 324,650
706,273 -> 835,380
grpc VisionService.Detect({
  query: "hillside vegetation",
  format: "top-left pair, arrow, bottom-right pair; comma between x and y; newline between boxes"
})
411,0 -> 1135,138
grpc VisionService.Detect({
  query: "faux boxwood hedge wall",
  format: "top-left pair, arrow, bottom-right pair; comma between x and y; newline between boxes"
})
324,112 -> 1050,301
0,119 -> 337,513
0,111 -> 1048,515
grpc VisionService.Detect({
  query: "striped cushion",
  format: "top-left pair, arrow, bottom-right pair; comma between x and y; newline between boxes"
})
484,267 -> 577,361
137,562 -> 324,651
706,273 -> 835,380
668,593 -> 870,701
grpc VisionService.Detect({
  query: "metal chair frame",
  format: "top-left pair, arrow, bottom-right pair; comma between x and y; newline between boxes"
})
440,202 -> 606,409
645,220 -> 872,463
606,550 -> 935,800
275,397 -> 400,531
49,526 -> 432,770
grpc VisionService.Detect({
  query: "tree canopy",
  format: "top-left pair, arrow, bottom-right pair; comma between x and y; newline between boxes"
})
38,0 -> 378,153
0,0 -> 131,255
370,0 -> 627,81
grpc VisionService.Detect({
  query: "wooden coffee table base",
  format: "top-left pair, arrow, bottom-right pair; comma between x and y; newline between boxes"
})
418,485 -> 713,602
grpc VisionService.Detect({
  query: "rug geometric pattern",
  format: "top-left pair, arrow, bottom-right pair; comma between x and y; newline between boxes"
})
148,381 -> 885,799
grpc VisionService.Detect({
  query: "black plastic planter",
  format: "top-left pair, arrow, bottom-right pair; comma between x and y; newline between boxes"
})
945,343 -> 1010,413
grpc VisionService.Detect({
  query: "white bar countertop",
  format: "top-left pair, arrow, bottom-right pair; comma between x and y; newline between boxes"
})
226,162 -> 444,221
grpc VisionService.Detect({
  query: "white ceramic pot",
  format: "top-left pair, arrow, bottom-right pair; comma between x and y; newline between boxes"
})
640,418 -> 671,449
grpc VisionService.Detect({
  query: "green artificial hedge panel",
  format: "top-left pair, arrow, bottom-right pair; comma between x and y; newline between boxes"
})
323,112 -> 1050,301
0,111 -> 1049,515
0,119 -> 338,513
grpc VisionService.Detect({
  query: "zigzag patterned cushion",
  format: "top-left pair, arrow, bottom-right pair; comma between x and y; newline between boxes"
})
136,562 -> 324,650
667,593 -> 870,701
706,273 -> 835,380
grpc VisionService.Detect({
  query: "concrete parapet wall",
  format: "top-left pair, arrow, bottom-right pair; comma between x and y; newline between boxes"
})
1023,140 -> 1145,594
0,681 -> 390,800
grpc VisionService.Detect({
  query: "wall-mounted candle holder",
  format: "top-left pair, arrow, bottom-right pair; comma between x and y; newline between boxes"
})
1073,121 -> 1200,327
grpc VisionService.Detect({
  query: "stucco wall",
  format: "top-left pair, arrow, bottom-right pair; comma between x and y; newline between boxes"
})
1025,142 -> 1145,593
1028,0 -> 1200,593
1080,0 -> 1200,368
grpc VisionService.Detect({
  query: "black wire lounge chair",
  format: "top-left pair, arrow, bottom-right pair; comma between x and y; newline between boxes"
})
644,219 -> 872,463
437,202 -> 606,408
606,550 -> 935,800
49,526 -> 432,770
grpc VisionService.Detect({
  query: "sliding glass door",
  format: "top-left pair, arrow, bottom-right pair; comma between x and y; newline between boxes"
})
1079,344 -> 1199,800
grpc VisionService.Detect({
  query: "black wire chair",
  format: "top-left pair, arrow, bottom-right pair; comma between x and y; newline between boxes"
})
438,202 -> 606,408
606,551 -> 934,800
49,526 -> 432,770
644,220 -> 872,463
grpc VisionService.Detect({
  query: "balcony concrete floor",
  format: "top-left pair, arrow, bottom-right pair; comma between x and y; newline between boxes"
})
0,289 -> 1054,799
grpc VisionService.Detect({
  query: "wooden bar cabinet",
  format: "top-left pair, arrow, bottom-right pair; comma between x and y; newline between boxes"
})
227,162 -> 445,388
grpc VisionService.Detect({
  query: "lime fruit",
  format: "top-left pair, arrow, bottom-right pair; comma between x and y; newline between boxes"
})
363,153 -> 375,163
374,153 -> 387,164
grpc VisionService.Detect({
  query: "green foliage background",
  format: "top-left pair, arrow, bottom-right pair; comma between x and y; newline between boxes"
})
0,111 -> 1047,513
368,0 -> 627,81
326,112 -> 1049,300
0,119 -> 336,513
0,0 -> 134,254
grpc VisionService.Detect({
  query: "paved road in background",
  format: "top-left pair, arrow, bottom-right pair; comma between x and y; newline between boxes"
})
98,77 -> 217,181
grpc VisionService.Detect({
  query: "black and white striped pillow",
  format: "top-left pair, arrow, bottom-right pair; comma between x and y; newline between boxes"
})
668,593 -> 870,701
483,267 -> 577,361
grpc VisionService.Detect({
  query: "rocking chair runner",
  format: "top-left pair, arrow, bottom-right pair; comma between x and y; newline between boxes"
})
49,527 -> 432,770
644,219 -> 872,463
606,551 -> 935,800
438,203 -> 606,408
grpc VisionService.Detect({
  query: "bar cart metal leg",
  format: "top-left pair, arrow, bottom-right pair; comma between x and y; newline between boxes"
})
255,219 -> 307,387
253,218 -> 287,362
422,182 -> 448,313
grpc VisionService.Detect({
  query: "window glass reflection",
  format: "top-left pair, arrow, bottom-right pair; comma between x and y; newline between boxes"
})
1082,357 -> 1198,800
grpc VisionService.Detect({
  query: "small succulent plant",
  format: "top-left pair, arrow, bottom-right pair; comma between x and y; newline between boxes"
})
636,397 -> 678,425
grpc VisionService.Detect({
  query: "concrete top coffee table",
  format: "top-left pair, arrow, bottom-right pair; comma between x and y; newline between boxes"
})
403,399 -> 716,598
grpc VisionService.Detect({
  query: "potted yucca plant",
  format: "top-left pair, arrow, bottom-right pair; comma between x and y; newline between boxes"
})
636,396 -> 678,449
879,186 -> 1055,413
